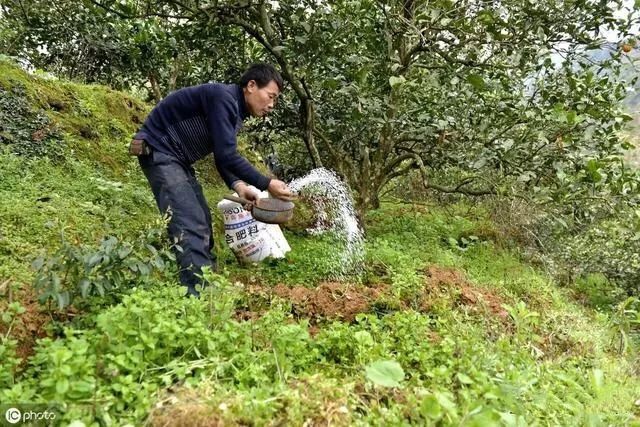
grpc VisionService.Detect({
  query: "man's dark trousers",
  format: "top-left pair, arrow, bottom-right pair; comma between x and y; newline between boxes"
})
138,148 -> 216,297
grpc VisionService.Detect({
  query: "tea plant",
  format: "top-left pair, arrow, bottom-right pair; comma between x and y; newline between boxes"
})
609,296 -> 640,354
32,226 -> 175,310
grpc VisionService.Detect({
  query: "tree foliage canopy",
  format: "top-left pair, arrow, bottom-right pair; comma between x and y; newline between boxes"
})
1,0 -> 639,219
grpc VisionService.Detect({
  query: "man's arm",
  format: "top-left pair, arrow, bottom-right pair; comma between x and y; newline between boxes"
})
206,90 -> 272,191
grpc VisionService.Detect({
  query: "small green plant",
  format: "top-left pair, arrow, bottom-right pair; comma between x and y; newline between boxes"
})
200,268 -> 242,328
32,226 -> 175,310
365,360 -> 405,388
445,234 -> 480,251
609,296 -> 640,354
504,301 -> 541,343
0,301 -> 25,389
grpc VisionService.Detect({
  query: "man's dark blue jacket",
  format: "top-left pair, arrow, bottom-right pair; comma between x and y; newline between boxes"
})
134,83 -> 271,190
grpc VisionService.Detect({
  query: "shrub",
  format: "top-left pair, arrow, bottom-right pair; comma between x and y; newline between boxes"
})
32,226 -> 175,310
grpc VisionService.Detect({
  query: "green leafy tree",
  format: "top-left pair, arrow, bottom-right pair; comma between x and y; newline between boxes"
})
0,0 -> 247,100
201,0 -> 639,218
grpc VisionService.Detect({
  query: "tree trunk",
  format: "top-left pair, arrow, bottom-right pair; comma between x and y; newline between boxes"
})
370,192 -> 381,209
353,177 -> 375,227
148,73 -> 162,103
168,55 -> 181,93
355,189 -> 368,228
300,98 -> 322,168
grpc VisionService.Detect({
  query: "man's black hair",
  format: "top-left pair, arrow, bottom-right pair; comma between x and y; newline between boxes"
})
239,63 -> 284,91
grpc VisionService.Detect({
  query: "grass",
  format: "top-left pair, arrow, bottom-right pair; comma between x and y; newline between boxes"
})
0,58 -> 639,426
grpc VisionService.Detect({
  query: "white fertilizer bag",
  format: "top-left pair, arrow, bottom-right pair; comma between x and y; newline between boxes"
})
216,188 -> 291,263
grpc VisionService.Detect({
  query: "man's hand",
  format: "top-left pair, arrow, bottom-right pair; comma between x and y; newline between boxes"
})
268,179 -> 296,201
232,181 -> 259,205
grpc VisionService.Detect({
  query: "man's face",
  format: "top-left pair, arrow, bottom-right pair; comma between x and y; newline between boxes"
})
243,80 -> 280,117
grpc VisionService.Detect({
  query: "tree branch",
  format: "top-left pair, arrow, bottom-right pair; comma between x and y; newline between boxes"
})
404,152 -> 496,196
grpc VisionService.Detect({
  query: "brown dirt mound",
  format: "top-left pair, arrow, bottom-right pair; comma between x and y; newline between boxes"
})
273,282 -> 384,322
423,266 -> 509,320
0,282 -> 51,362
242,282 -> 386,322
426,265 -> 468,287
237,266 -> 509,327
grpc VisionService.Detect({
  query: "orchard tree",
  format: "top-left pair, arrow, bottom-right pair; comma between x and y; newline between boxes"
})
201,0 -> 639,216
0,0 -> 248,100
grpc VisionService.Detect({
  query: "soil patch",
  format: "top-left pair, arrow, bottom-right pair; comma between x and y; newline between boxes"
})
0,282 -> 51,362
423,266 -> 509,320
242,282 -> 387,322
236,266 -> 509,327
273,282 -> 384,322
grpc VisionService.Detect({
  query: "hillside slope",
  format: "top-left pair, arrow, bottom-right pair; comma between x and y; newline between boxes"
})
0,60 -> 639,426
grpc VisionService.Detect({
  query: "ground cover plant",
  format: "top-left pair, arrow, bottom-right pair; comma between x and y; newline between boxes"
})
0,59 -> 639,426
